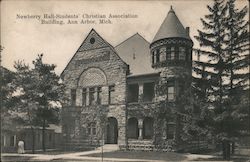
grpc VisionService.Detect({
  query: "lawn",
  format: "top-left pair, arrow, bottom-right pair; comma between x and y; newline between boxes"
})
194,154 -> 250,162
86,151 -> 187,161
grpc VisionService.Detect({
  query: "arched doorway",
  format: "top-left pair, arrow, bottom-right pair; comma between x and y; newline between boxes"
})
143,117 -> 154,139
127,117 -> 139,139
106,117 -> 118,144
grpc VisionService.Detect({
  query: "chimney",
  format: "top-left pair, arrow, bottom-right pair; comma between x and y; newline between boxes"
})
186,27 -> 190,37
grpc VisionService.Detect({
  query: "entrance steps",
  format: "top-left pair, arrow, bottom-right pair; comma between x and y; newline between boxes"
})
96,144 -> 119,151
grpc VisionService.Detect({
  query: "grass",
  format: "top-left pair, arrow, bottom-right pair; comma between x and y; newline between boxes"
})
194,154 -> 250,162
1,156 -> 33,162
85,150 -> 187,161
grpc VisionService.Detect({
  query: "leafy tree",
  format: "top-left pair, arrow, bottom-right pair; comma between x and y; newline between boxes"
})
14,54 -> 65,152
194,0 -> 249,160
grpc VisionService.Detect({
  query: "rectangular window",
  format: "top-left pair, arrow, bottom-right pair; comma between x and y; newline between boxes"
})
170,47 -> 175,60
160,47 -> 166,61
92,127 -> 96,135
89,88 -> 95,105
82,88 -> 87,106
108,85 -> 115,104
179,47 -> 185,60
71,89 -> 76,106
143,82 -> 155,102
128,84 -> 139,103
97,87 -> 102,104
167,81 -> 175,101
166,122 -> 175,139
87,127 -> 91,135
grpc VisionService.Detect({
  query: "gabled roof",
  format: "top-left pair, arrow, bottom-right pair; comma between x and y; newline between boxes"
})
152,6 -> 191,43
115,33 -> 156,76
61,29 -> 128,78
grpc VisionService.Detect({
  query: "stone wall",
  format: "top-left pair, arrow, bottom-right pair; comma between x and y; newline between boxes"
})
61,30 -> 128,150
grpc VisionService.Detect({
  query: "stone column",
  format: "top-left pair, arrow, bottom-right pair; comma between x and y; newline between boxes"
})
138,83 -> 144,102
101,86 -> 109,105
76,88 -> 82,106
138,119 -> 143,140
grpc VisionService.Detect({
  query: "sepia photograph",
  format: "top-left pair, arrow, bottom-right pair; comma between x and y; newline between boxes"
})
1,0 -> 249,161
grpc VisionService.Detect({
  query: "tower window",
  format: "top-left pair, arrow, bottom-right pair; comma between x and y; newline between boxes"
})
160,47 -> 166,62
152,50 -> 156,64
170,47 -> 175,60
156,49 -> 160,63
179,47 -> 186,60
71,89 -> 76,106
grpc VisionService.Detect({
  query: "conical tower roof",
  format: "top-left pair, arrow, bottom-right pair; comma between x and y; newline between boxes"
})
152,6 -> 191,43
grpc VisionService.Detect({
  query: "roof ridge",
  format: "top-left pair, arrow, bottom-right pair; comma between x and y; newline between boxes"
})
115,32 -> 149,48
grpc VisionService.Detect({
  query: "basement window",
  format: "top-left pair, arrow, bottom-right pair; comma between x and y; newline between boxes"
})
128,84 -> 139,103
143,82 -> 155,102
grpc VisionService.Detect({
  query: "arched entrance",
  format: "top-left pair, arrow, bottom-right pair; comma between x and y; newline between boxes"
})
106,117 -> 118,144
127,117 -> 139,139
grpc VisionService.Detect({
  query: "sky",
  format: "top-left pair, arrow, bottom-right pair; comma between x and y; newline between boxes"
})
1,0 -> 248,75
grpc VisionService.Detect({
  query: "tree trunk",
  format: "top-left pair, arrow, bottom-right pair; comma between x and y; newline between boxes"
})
31,127 -> 35,154
42,119 -> 46,152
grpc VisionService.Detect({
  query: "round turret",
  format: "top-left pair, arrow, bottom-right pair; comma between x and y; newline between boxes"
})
150,6 -> 193,69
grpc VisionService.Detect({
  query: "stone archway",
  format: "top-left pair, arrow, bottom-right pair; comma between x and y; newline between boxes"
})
106,117 -> 118,144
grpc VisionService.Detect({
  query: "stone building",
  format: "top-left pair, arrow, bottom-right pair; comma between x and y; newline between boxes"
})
61,7 -> 195,151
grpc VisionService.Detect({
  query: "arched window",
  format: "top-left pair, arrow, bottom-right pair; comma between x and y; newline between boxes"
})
143,117 -> 154,139
127,118 -> 139,139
